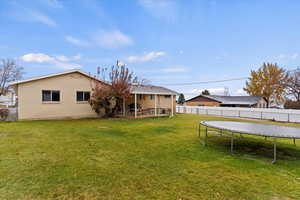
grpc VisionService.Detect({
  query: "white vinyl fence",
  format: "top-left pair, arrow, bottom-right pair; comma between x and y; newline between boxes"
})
176,105 -> 300,123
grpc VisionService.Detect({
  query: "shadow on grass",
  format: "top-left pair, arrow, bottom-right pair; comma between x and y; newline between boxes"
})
151,126 -> 177,134
204,135 -> 300,162
98,128 -> 127,137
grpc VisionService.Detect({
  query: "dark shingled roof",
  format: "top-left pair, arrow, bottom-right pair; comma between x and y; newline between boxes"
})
187,95 -> 264,105
130,84 -> 178,95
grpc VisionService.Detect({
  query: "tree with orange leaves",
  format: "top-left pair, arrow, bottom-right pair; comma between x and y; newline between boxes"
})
244,63 -> 290,107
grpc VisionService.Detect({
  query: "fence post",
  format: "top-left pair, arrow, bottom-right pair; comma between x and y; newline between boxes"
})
261,111 -> 263,120
288,113 -> 290,123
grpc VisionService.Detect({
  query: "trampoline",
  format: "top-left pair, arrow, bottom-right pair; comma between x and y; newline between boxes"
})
199,121 -> 300,163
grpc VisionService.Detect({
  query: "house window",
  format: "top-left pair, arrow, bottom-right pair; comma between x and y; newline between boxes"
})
164,95 -> 171,98
42,90 -> 60,102
76,91 -> 90,102
139,94 -> 142,100
150,95 -> 154,100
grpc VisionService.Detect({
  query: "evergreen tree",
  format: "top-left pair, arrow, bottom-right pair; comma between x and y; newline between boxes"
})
201,89 -> 210,95
177,93 -> 185,105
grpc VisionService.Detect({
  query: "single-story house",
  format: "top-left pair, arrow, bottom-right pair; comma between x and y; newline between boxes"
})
185,94 -> 267,108
9,70 -> 178,120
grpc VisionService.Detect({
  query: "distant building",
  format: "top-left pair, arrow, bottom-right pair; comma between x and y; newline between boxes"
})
185,95 -> 267,108
0,88 -> 16,107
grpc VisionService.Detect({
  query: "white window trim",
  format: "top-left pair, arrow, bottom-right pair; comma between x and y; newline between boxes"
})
42,90 -> 61,103
76,91 -> 90,102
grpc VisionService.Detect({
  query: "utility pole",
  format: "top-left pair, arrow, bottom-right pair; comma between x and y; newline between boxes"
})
224,87 -> 230,96
97,66 -> 100,79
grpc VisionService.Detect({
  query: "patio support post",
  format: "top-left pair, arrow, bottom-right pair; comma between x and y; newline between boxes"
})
134,93 -> 137,118
154,94 -> 157,116
171,95 -> 174,117
123,98 -> 126,117
272,137 -> 277,164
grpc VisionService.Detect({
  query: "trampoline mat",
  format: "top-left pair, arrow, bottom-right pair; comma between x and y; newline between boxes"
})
201,121 -> 300,139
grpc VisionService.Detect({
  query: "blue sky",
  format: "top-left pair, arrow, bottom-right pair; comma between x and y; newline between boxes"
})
1,0 -> 300,98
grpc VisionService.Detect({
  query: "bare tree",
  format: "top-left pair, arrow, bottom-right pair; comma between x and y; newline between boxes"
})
286,68 -> 300,101
0,59 -> 24,95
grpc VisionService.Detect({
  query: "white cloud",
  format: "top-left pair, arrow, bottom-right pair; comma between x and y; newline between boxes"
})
9,2 -> 58,27
65,36 -> 90,47
274,53 -> 299,61
65,30 -> 132,49
31,11 -> 57,26
55,54 -> 81,62
92,30 -> 133,49
21,53 -> 81,70
53,61 -> 81,70
127,51 -> 166,63
55,55 -> 69,62
21,53 -> 55,63
278,54 -> 286,59
138,0 -> 177,21
162,66 -> 187,73
45,0 -> 63,8
73,54 -> 82,60
235,88 -> 247,95
292,53 -> 299,60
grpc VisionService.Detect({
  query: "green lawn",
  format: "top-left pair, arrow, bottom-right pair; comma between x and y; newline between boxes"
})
0,114 -> 300,200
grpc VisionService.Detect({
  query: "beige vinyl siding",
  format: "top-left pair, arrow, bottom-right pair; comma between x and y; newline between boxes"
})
127,94 -> 176,111
17,72 -> 98,120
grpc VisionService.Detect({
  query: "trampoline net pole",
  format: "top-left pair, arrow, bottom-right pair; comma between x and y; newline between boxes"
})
294,138 -> 296,146
198,124 -> 201,138
272,137 -> 277,164
204,126 -> 208,146
231,132 -> 234,154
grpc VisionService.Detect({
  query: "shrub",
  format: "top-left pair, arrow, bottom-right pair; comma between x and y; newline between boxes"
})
0,109 -> 9,121
89,64 -> 142,117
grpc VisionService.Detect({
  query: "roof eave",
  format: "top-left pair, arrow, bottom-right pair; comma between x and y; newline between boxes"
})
130,91 -> 178,95
8,70 -> 108,86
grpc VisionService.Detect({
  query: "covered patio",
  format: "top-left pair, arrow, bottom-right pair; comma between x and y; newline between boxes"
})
121,85 -> 178,118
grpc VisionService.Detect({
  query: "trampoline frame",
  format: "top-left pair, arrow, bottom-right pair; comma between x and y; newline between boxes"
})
198,121 -> 297,164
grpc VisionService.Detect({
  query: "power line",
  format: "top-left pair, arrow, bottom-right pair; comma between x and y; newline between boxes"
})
158,68 -> 300,86
160,77 -> 248,86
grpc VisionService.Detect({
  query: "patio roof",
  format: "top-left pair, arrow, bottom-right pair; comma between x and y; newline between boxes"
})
130,84 -> 178,95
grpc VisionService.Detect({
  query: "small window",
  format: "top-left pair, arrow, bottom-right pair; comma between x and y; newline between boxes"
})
42,90 -> 60,102
164,95 -> 171,98
139,94 -> 142,100
77,91 -> 90,102
150,95 -> 154,100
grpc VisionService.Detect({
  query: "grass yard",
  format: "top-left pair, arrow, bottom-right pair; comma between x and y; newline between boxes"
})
0,114 -> 300,200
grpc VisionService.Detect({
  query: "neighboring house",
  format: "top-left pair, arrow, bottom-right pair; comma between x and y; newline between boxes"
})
185,95 -> 267,108
9,70 -> 177,120
0,88 -> 16,107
